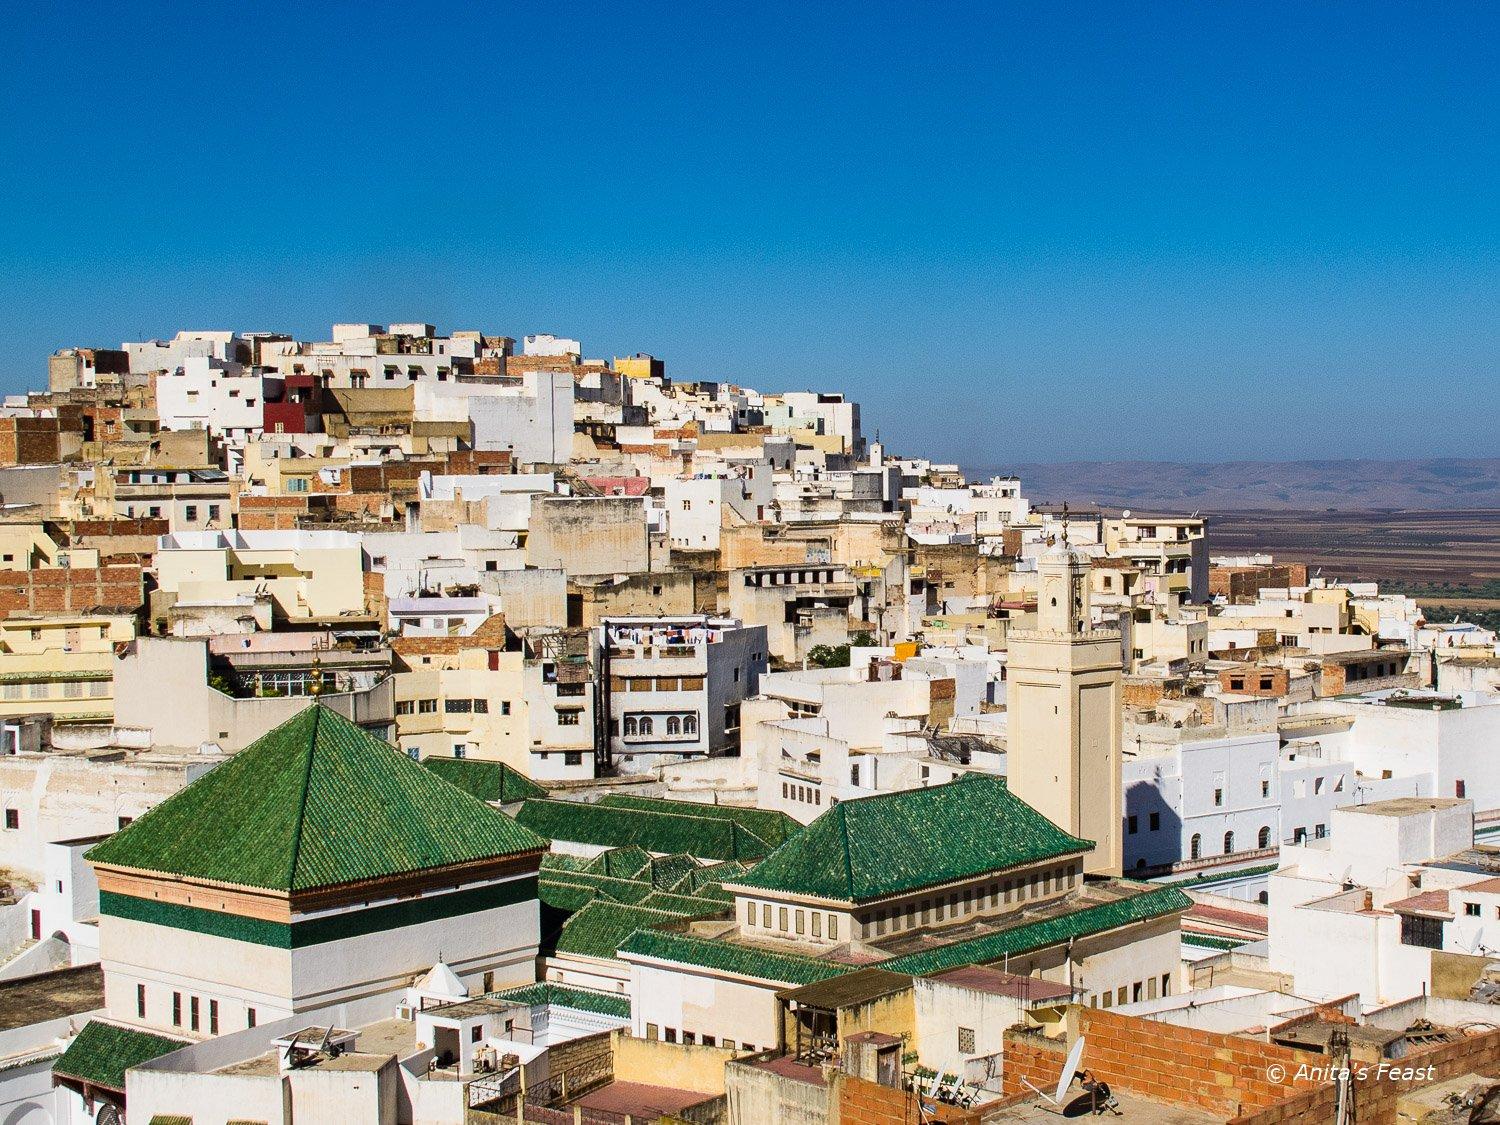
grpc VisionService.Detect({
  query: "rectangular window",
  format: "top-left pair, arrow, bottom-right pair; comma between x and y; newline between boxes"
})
779,907 -> 788,931
190,995 -> 200,1031
958,1027 -> 976,1054
828,915 -> 838,941
646,1023 -> 659,1041
557,712 -> 580,726
172,992 -> 182,1026
184,505 -> 198,522
1261,780 -> 1270,798
665,1028 -> 676,1043
812,912 -> 822,938
1127,815 -> 1138,835
1213,788 -> 1223,807
3,810 -> 17,830
209,999 -> 219,1034
762,904 -> 771,928
473,698 -> 489,714
137,983 -> 146,1019
500,701 -> 512,715
1149,812 -> 1160,831
444,698 -> 473,713
1401,914 -> 1444,949
419,699 -> 437,713
795,910 -> 805,935
395,700 -> 414,715
1466,902 -> 1482,917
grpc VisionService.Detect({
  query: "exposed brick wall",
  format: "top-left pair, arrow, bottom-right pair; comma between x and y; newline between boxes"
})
1231,1024 -> 1500,1125
1002,1008 -> 1323,1118
0,565 -> 144,616
836,1073 -> 989,1125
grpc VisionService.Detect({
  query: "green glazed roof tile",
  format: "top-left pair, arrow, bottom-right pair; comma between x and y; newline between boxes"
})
555,901 -> 684,959
516,799 -> 774,861
881,885 -> 1192,977
54,1020 -> 188,1092
619,929 -> 851,987
485,983 -> 630,1019
596,794 -> 801,846
421,757 -> 547,803
86,705 -> 546,892
731,775 -> 1089,903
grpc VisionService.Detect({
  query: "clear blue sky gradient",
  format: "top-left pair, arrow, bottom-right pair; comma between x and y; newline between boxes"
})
2,3 -> 1497,462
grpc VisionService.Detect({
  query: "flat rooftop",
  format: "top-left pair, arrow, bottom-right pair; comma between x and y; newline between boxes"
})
1342,797 -> 1469,817
989,1089 -> 1218,1123
572,1080 -> 718,1118
213,1018 -> 415,1078
0,963 -> 103,1032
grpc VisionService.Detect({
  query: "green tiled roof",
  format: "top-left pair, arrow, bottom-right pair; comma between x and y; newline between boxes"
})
486,983 -> 631,1019
516,799 -> 774,861
637,890 -> 732,915
620,929 -> 852,986
881,885 -> 1192,977
541,853 -> 592,873
587,845 -> 653,879
646,853 -> 699,891
421,757 -> 547,804
731,775 -> 1089,903
555,901 -> 685,959
597,795 -> 801,846
54,1020 -> 188,1092
86,705 -> 546,892
544,871 -> 657,905
539,881 -> 599,913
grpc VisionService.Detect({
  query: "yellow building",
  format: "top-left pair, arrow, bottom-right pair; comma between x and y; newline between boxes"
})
0,611 -> 138,723
391,616 -> 530,768
612,354 -> 664,380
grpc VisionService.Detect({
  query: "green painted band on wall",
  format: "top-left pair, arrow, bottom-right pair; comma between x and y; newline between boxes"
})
99,876 -> 538,949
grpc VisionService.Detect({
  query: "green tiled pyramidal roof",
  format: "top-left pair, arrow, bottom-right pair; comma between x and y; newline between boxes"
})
620,929 -> 851,987
86,705 -> 547,892
515,799 -> 774,861
881,885 -> 1192,977
421,756 -> 547,804
731,775 -> 1090,903
54,1020 -> 188,1092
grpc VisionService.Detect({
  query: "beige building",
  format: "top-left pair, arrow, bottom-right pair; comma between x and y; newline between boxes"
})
1006,545 -> 1124,876
152,529 -> 368,626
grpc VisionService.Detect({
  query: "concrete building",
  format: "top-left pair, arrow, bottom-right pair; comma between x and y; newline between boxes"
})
598,616 -> 767,774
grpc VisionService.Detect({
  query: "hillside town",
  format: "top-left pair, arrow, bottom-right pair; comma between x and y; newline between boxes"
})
2,323 -> 1500,1124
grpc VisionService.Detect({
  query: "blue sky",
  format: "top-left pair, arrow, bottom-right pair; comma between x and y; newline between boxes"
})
2,3 -> 1497,463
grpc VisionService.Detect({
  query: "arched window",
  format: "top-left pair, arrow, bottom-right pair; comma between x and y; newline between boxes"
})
639,716 -> 654,736
683,713 -> 698,736
666,716 -> 681,736
1258,826 -> 1271,849
1189,834 -> 1201,860
623,716 -> 637,737
1223,831 -> 1235,855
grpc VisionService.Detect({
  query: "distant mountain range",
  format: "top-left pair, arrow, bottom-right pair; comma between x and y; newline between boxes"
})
969,457 -> 1500,512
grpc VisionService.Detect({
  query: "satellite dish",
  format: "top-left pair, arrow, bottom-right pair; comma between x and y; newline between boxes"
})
1055,1036 -> 1087,1104
1121,509 -> 1132,519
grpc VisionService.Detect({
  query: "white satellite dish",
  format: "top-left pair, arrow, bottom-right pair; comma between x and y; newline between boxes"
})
1121,509 -> 1132,519
1055,1036 -> 1087,1104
